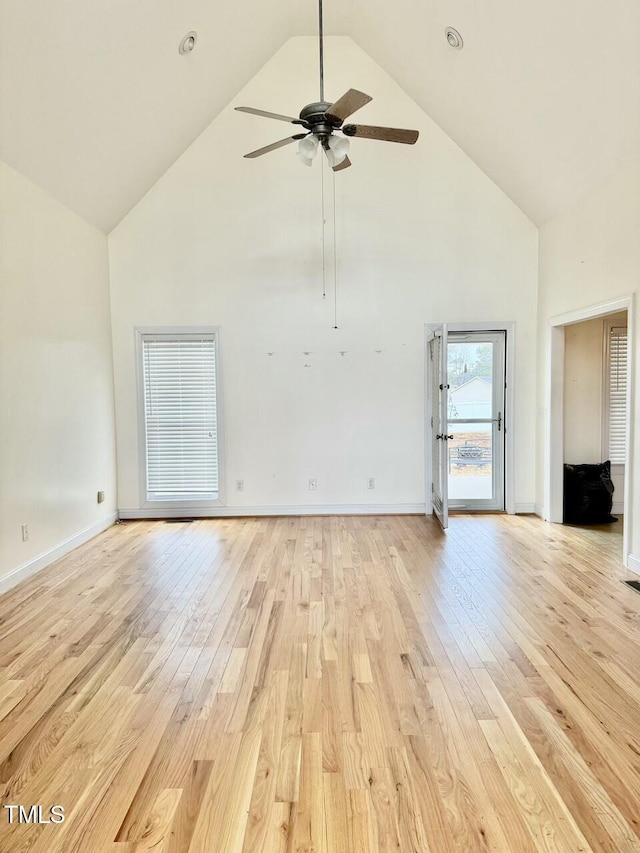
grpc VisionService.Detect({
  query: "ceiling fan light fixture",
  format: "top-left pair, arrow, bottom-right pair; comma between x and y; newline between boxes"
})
297,134 -> 319,165
326,134 -> 350,167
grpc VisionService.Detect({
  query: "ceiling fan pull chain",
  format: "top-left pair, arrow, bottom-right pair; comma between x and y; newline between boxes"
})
332,168 -> 338,329
321,153 -> 327,299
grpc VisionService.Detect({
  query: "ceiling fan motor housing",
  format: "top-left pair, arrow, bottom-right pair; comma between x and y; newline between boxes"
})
299,102 -> 342,138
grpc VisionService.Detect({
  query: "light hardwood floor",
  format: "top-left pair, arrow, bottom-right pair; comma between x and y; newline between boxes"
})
0,514 -> 638,852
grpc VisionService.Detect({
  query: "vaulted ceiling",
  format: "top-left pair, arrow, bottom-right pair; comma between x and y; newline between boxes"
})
1,0 -> 638,232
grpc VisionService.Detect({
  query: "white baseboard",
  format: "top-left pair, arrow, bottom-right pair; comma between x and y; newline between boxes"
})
119,503 -> 426,520
514,503 -> 537,514
612,501 -> 625,515
533,504 -> 545,518
0,513 -> 118,596
626,554 -> 640,575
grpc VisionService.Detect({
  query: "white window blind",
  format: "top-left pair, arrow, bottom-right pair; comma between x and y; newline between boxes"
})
142,335 -> 219,501
607,325 -> 627,465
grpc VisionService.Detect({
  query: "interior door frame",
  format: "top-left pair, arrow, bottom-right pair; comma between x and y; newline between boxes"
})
425,321 -> 516,515
546,295 -> 634,567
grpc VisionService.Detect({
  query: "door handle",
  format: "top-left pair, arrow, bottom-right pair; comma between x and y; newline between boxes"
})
497,412 -> 502,432
436,434 -> 454,440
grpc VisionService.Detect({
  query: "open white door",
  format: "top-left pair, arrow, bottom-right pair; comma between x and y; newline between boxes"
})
427,324 -> 449,529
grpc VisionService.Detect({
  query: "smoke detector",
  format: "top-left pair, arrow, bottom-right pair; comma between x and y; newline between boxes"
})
179,32 -> 198,55
445,27 -> 463,49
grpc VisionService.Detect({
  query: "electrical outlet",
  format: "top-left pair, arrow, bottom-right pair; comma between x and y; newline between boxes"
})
97,490 -> 105,504
367,478 -> 376,490
21,524 -> 29,542
236,480 -> 244,492
308,478 -> 317,491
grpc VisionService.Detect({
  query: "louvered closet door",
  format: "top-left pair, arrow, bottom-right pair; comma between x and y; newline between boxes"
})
608,326 -> 628,465
142,336 -> 219,501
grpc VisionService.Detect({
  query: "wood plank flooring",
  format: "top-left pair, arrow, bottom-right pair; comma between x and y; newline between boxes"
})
0,514 -> 639,851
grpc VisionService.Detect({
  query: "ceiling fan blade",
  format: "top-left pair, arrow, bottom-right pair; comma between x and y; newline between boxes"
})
343,124 -> 419,144
235,106 -> 298,123
332,155 -> 352,172
243,136 -> 301,159
325,89 -> 372,123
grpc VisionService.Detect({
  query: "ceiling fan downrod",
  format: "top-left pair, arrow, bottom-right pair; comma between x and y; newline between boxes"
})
318,0 -> 324,101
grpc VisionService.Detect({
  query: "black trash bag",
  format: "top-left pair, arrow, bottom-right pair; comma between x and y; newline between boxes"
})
563,461 -> 618,525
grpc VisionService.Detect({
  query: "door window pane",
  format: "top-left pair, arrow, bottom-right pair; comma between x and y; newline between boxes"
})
448,425 -> 493,501
445,334 -> 504,508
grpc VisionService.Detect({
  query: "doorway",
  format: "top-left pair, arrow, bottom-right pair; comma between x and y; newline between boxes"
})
546,296 -> 634,566
426,323 -> 514,529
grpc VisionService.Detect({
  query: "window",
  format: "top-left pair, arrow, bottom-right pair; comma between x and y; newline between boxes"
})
140,331 -> 221,503
604,323 -> 628,465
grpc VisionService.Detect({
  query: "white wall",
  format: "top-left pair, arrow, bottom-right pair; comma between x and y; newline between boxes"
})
109,37 -> 539,516
538,158 -> 640,552
0,161 -> 117,588
563,317 -> 604,463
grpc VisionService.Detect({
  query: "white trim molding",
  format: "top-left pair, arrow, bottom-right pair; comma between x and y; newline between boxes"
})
0,514 -> 118,596
627,554 -> 640,576
549,297 -> 633,328
119,504 -> 426,519
514,503 -> 537,514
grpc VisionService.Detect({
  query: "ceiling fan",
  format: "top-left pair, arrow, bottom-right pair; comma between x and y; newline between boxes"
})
234,0 -> 419,170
